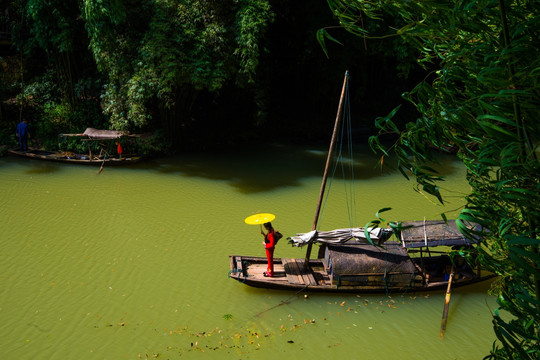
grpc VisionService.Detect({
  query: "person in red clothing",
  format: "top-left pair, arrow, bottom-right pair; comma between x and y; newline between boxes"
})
116,141 -> 123,158
261,222 -> 276,277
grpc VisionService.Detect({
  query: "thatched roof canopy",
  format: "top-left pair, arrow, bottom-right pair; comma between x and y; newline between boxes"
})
326,242 -> 415,275
400,220 -> 478,248
60,128 -> 137,140
82,128 -> 125,140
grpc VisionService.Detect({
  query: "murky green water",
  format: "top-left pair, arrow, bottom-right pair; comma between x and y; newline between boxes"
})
1,143 -> 497,359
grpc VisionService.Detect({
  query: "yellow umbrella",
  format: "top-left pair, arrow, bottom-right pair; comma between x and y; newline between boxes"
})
244,213 -> 275,225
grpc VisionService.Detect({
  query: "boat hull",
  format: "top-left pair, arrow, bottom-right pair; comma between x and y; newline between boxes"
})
8,149 -> 142,165
228,255 -> 496,293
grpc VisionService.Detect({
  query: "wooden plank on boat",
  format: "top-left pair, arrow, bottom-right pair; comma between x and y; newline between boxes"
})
282,258 -> 317,286
282,258 -> 304,285
236,257 -> 243,272
294,258 -> 318,285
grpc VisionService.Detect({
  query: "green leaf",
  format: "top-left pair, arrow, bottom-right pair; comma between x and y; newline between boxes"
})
505,236 -> 540,246
316,28 -> 343,58
375,207 -> 392,222
477,114 -> 518,128
440,213 -> 448,223
477,120 -> 515,139
509,246 -> 540,265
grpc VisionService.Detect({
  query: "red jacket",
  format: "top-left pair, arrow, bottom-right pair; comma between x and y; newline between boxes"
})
264,231 -> 276,249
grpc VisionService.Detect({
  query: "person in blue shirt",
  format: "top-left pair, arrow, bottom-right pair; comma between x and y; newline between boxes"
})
16,119 -> 30,151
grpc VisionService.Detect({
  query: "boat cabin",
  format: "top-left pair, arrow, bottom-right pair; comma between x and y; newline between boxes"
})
323,242 -> 418,287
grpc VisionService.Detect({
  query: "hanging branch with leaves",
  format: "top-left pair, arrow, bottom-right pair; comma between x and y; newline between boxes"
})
320,0 -> 540,358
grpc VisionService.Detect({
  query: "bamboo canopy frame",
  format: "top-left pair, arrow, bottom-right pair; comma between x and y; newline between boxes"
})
60,128 -> 141,140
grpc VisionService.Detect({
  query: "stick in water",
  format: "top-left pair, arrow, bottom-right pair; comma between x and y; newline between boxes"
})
440,266 -> 455,338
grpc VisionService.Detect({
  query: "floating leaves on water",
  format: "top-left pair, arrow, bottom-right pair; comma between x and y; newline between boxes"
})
223,314 -> 233,320
138,315 -> 322,356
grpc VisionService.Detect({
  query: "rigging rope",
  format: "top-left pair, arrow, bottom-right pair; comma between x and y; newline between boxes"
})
318,72 -> 357,230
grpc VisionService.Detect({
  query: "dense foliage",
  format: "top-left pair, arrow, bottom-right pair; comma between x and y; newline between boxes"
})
83,0 -> 273,145
3,0 -> 106,150
2,0 -> 274,151
321,0 -> 540,358
2,0 -> 423,152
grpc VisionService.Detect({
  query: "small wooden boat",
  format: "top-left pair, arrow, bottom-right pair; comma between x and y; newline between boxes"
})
229,71 -> 495,294
7,148 -> 142,165
8,128 -> 143,165
229,220 -> 496,293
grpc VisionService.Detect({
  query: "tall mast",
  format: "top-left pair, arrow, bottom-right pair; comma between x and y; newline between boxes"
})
304,71 -> 349,268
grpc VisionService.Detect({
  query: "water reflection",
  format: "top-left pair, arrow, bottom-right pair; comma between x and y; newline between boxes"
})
23,163 -> 62,175
130,144 -> 462,194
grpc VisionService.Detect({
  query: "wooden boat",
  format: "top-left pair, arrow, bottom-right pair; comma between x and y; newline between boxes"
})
8,128 -> 142,165
7,148 -> 142,165
229,71 -> 495,294
228,220 -> 496,293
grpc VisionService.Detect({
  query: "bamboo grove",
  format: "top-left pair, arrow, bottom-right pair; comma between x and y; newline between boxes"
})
320,0 -> 540,358
3,0 -> 274,150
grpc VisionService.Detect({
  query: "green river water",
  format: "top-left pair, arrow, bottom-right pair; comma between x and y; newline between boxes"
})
1,143 -> 498,359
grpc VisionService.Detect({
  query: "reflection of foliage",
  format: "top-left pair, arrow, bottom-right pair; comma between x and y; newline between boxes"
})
322,1 -> 540,358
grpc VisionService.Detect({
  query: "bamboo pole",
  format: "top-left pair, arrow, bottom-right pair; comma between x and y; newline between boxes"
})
303,71 -> 349,270
440,265 -> 455,338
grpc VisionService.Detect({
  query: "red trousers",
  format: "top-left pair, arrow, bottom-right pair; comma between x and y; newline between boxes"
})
265,247 -> 274,276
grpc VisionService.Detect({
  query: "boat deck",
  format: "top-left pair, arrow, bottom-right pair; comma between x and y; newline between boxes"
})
229,255 -> 331,290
